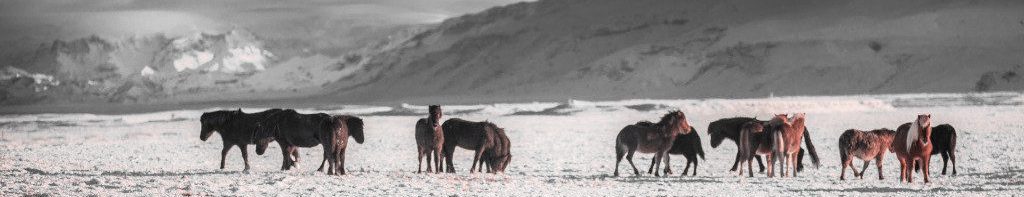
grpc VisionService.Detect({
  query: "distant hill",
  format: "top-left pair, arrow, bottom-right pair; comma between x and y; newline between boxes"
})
323,0 -> 1024,103
3,0 -> 1023,107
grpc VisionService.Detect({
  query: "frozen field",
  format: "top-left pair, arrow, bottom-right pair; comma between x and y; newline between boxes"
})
2,93 -> 1024,196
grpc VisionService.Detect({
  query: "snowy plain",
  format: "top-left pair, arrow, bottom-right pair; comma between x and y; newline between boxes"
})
2,93 -> 1024,196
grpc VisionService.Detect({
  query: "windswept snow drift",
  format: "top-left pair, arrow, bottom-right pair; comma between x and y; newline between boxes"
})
1,93 -> 1023,195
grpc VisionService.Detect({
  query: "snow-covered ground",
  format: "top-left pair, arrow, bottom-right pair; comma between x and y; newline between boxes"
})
2,93 -> 1023,195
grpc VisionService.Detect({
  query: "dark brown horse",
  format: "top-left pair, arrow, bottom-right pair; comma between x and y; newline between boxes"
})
613,110 -> 693,177
916,124 -> 957,175
838,128 -> 896,180
254,110 -> 365,175
736,121 -> 764,177
317,115 -> 365,175
892,114 -> 933,183
707,117 -> 819,173
198,108 -> 286,171
647,127 -> 704,176
415,105 -> 444,173
440,118 -> 512,173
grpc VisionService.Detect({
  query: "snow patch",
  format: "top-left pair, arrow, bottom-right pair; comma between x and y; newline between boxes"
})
172,51 -> 214,71
140,66 -> 155,76
221,45 -> 271,72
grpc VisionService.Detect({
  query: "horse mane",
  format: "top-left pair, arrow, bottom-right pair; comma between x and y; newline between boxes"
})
200,110 -> 235,128
342,115 -> 365,144
653,110 -> 683,129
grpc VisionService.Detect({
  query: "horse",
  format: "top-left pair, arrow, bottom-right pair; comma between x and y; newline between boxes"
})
254,110 -> 365,175
440,118 -> 512,173
198,108 -> 286,171
915,124 -> 957,175
472,127 -> 512,173
613,110 -> 693,177
416,105 -> 445,173
766,113 -> 807,177
736,121 -> 764,177
707,117 -> 819,173
892,114 -> 933,183
838,128 -> 896,180
317,115 -> 365,175
647,127 -> 704,176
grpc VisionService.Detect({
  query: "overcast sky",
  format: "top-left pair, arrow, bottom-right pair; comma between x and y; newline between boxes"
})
0,0 -> 527,43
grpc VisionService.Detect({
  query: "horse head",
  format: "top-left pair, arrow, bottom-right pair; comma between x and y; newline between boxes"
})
199,110 -> 237,141
345,116 -> 366,144
428,105 -> 442,126
662,110 -> 691,135
916,114 -> 932,144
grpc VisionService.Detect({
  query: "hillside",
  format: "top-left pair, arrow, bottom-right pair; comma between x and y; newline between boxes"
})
324,0 -> 1024,103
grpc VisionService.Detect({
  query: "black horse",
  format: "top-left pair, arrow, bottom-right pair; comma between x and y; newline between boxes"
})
647,127 -> 705,176
441,118 -> 512,173
708,117 -> 820,173
915,124 -> 958,175
198,108 -> 286,171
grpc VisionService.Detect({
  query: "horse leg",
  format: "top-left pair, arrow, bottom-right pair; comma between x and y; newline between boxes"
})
797,148 -> 805,172
647,156 -> 655,174
653,152 -> 663,177
626,150 -> 640,176
875,157 -> 884,180
791,152 -> 799,177
747,157 -> 754,177
470,149 -> 483,173
922,155 -> 931,183
840,156 -> 849,180
338,150 -> 347,175
897,157 -> 906,182
730,152 -> 741,172
691,157 -> 698,176
239,145 -> 251,172
766,154 -> 775,178
614,145 -> 625,176
443,146 -> 456,173
220,144 -> 232,170
292,149 -> 301,166
907,159 -> 915,183
433,150 -> 443,174
949,150 -> 957,175
279,145 -> 291,170
417,147 -> 424,173
664,155 -> 673,175
859,160 -> 871,179
940,152 -> 949,175
477,157 -> 486,173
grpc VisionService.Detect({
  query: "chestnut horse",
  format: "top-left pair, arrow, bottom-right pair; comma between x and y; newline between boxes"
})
415,105 -> 444,173
838,128 -> 896,180
613,110 -> 693,177
892,114 -> 933,183
766,113 -> 807,177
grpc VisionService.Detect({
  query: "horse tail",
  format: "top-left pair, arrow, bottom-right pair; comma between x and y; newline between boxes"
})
692,128 -> 705,160
803,128 -> 821,168
345,116 -> 365,144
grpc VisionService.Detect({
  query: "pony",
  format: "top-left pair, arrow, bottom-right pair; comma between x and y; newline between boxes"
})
838,128 -> 896,180
766,113 -> 807,177
415,105 -> 444,173
915,124 -> 958,175
440,118 -> 512,173
254,110 -> 365,175
198,108 -> 286,171
317,115 -> 365,175
892,114 -> 933,183
647,127 -> 705,176
707,117 -> 819,173
613,110 -> 693,177
736,121 -> 764,177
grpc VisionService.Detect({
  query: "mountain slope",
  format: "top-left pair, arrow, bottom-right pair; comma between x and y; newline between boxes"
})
325,0 -> 1024,103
